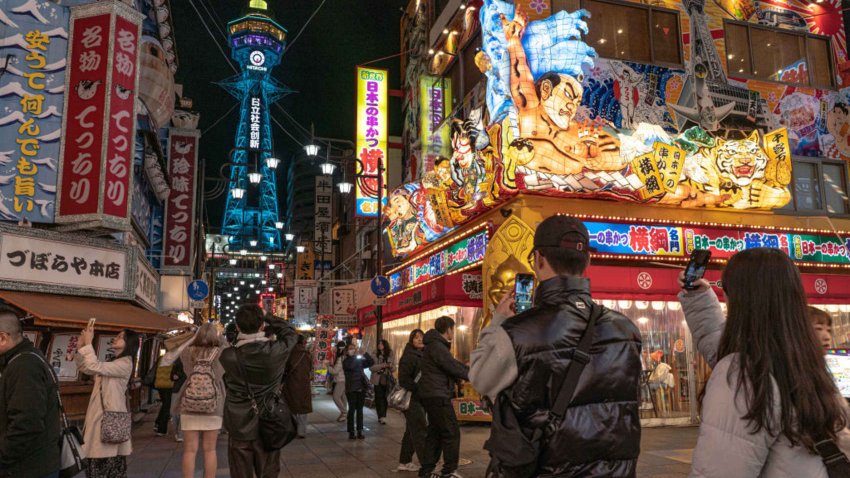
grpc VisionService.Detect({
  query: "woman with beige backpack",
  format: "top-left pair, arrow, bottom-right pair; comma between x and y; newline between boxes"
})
175,323 -> 226,478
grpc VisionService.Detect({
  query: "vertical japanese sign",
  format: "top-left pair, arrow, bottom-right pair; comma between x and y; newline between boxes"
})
420,76 -> 452,172
248,95 -> 262,150
0,1 -> 69,223
57,2 -> 142,229
314,175 -> 334,272
296,241 -> 315,280
293,279 -> 317,321
161,129 -> 199,273
355,66 -> 388,217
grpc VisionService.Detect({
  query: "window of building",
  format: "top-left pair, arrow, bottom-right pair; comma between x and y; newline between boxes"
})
581,0 -> 682,66
782,158 -> 850,215
724,21 -> 834,88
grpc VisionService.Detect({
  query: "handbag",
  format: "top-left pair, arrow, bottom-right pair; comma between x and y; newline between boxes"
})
99,378 -> 131,444
234,347 -> 297,451
814,436 -> 850,478
484,301 -> 602,478
388,371 -> 420,411
10,352 -> 86,478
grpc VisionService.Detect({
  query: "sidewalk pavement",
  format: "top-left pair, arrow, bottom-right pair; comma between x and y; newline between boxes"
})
128,392 -> 697,477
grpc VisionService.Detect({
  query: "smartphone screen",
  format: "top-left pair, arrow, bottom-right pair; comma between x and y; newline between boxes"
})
683,249 -> 712,290
514,274 -> 535,313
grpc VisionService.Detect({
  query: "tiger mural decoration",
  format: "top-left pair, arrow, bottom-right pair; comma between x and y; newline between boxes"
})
661,130 -> 792,209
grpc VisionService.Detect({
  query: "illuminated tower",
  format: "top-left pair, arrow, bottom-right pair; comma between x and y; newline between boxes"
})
220,0 -> 289,250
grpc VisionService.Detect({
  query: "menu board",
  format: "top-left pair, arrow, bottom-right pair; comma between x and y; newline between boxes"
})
826,352 -> 850,397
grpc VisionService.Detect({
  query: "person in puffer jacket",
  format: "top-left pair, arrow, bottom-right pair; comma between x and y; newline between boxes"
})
470,215 -> 642,477
342,344 -> 374,440
679,247 -> 850,478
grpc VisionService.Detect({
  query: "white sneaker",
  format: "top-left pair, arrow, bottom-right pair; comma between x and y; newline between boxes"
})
441,472 -> 462,478
379,418 -> 387,424
174,434 -> 183,443
395,463 -> 419,472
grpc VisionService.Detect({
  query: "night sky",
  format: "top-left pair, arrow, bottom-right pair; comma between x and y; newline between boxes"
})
169,0 -> 406,229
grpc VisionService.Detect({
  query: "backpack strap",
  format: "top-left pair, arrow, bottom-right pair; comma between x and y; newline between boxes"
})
550,302 -> 603,420
815,437 -> 850,478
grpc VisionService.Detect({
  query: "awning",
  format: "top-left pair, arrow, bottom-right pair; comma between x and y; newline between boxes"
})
0,290 -> 188,333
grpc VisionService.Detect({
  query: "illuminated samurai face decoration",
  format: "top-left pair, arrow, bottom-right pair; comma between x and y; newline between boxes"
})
386,190 -> 414,222
488,255 -> 532,307
434,158 -> 452,184
538,72 -> 583,131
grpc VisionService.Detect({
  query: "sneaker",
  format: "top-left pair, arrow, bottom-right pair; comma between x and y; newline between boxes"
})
357,432 -> 365,439
395,463 -> 419,472
441,473 -> 463,478
174,434 -> 183,443
379,418 -> 387,425
155,431 -> 166,437
348,433 -> 356,440
337,413 -> 346,422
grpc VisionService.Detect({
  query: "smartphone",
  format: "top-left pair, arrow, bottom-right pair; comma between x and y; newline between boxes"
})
683,249 -> 712,290
87,317 -> 96,329
514,274 -> 535,313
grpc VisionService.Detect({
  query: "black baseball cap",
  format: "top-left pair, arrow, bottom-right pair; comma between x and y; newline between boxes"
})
533,215 -> 592,252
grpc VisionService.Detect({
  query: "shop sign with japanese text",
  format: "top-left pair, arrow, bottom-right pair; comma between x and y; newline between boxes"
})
419,76 -> 451,173
585,221 -> 850,264
0,228 -> 128,294
355,66 -> 388,217
56,2 -> 142,229
248,95 -> 263,150
134,251 -> 159,310
0,1 -> 69,223
314,175 -> 334,260
161,129 -> 199,273
389,230 -> 488,293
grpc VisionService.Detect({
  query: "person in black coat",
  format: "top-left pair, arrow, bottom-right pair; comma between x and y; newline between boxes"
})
342,343 -> 374,440
418,317 -> 469,478
0,306 -> 61,478
396,329 -> 427,472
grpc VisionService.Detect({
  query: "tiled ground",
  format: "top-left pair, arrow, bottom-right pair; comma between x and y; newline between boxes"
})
127,393 -> 698,477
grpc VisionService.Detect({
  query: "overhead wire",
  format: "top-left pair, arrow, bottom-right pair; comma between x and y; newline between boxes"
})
283,0 -> 328,55
187,0 -> 237,73
201,102 -> 238,137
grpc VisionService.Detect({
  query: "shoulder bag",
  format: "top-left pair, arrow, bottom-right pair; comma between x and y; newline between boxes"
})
484,302 -> 602,478
814,436 -> 850,478
234,347 -> 297,451
388,371 -> 421,411
99,374 -> 132,444
9,351 -> 86,478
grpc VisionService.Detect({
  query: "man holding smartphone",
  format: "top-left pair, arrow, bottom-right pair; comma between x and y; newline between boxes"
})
470,215 -> 642,477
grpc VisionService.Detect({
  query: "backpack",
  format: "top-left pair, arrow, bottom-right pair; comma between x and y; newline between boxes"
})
180,349 -> 219,414
154,364 -> 174,390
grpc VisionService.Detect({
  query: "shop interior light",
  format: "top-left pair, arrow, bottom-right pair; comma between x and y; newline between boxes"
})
275,221 -> 284,229
651,301 -> 665,311
667,301 -> 681,311
320,162 -> 336,175
617,300 -> 632,309
637,317 -> 649,325
304,144 -> 320,157
231,188 -> 245,199
249,240 -> 258,247
635,301 -> 649,310
296,245 -> 306,253
248,172 -> 262,184
229,258 -> 237,266
266,157 -> 280,169
338,181 -> 353,194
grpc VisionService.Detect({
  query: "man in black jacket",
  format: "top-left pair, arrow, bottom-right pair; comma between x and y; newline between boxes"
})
219,305 -> 297,478
470,216 -> 642,477
418,317 -> 469,478
0,306 -> 61,478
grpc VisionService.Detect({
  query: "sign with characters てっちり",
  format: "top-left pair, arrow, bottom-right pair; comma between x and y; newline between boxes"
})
385,0 -> 838,258
162,129 -> 199,273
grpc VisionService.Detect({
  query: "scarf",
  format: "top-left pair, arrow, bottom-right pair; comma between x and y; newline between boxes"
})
235,331 -> 271,348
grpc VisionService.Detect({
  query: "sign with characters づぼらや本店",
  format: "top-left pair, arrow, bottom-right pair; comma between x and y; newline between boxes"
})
0,0 -> 71,223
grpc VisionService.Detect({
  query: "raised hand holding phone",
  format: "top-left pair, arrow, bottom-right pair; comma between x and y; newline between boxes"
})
681,249 -> 711,291
514,274 -> 535,313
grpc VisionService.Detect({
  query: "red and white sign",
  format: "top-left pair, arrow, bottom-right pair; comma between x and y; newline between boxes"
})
161,129 -> 199,273
56,2 -> 142,230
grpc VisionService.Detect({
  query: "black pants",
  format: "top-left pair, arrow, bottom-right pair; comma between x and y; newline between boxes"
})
374,383 -> 389,419
419,398 -> 460,477
154,388 -> 172,433
400,399 -> 429,464
346,391 -> 365,433
227,436 -> 281,478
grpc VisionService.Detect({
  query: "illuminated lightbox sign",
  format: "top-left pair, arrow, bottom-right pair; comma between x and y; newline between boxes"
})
585,221 -> 850,264
389,230 -> 488,293
249,96 -> 262,150
247,50 -> 267,72
420,76 -> 452,172
355,66 -> 388,217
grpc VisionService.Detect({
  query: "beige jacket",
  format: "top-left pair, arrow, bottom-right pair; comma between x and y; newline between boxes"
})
680,289 -> 850,477
75,344 -> 133,459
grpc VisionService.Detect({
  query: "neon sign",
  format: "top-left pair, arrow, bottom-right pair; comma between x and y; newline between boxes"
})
249,96 -> 262,150
390,230 -> 488,293
355,67 -> 388,217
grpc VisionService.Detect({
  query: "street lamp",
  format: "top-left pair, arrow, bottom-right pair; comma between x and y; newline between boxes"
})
275,221 -> 284,229
266,157 -> 280,169
337,181 -> 353,194
231,187 -> 245,199
229,258 -> 237,265
296,245 -> 305,253
249,240 -> 258,247
248,172 -> 262,184
285,233 -> 295,242
304,144 -> 320,157
268,264 -> 276,270
260,255 -> 267,261
239,249 -> 247,255
320,162 -> 336,175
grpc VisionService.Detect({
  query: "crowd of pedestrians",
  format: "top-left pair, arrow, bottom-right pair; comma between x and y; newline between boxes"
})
2,214 -> 850,478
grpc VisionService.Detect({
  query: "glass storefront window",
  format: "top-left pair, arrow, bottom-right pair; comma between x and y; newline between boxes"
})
823,163 -> 850,215
794,162 -> 822,210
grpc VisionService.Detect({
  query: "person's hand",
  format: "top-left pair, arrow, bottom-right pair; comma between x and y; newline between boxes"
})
677,271 -> 710,293
495,291 -> 516,318
80,324 -> 94,347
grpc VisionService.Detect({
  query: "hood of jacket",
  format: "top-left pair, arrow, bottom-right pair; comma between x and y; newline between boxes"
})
423,328 -> 449,348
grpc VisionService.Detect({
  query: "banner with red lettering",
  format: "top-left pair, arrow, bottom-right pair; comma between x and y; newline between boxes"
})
56,2 -> 141,230
161,129 -> 199,273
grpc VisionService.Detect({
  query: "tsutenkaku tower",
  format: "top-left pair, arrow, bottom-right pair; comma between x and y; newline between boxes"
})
220,0 -> 289,250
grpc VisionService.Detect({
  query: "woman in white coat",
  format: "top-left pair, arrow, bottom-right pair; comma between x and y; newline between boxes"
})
331,341 -> 347,422
679,248 -> 850,477
76,325 -> 140,478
